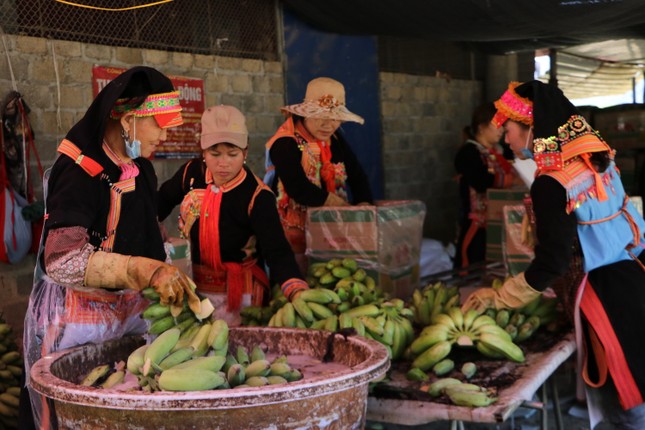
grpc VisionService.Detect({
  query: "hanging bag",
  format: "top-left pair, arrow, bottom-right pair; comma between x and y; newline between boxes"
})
0,128 -> 31,264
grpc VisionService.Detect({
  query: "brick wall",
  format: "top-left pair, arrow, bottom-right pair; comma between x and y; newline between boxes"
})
379,72 -> 482,242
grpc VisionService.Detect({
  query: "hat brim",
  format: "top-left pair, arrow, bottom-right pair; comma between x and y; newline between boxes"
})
281,102 -> 365,125
200,131 -> 248,150
154,111 -> 183,129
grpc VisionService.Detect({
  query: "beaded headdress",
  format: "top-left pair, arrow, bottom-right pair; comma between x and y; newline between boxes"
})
111,90 -> 183,128
492,82 -> 533,128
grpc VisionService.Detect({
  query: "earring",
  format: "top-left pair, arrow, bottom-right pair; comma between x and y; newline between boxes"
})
121,129 -> 130,145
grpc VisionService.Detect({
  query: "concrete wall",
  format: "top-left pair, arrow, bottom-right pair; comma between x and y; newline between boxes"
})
379,72 -> 482,242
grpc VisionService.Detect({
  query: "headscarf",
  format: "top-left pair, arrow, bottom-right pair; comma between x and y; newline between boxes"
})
64,66 -> 180,165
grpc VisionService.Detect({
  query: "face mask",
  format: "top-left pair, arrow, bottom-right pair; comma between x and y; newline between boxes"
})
519,128 -> 534,159
123,118 -> 142,159
125,139 -> 141,159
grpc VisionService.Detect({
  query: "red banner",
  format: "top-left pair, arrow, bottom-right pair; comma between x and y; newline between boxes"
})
92,66 -> 204,159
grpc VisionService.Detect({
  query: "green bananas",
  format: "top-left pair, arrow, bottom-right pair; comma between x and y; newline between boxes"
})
426,378 -> 497,407
407,305 -> 526,377
480,287 -> 561,343
410,282 -> 460,327
141,285 -> 213,336
109,319 -> 306,392
0,317 -> 25,427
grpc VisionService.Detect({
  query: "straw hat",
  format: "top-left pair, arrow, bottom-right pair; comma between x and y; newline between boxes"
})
281,77 -> 364,124
200,105 -> 248,150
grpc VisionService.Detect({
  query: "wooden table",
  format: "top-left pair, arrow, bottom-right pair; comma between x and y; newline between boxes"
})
366,331 -> 576,427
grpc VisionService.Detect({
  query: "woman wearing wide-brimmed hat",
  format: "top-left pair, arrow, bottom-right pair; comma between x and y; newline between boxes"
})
463,81 -> 645,430
264,77 -> 373,272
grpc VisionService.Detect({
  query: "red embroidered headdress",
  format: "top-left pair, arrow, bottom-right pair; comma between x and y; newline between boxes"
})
492,81 -> 533,128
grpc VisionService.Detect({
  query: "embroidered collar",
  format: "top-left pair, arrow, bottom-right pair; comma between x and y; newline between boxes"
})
102,140 -> 139,180
205,166 -> 246,192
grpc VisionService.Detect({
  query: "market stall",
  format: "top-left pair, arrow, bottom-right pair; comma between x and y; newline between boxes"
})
354,258 -> 575,429
367,329 -> 575,428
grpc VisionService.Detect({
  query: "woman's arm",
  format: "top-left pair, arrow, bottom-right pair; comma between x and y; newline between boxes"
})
333,132 -> 373,204
269,137 -> 328,206
158,160 -> 196,221
454,143 -> 494,193
250,189 -> 305,285
524,175 -> 578,290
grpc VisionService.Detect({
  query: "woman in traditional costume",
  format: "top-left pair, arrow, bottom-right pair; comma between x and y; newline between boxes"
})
22,66 -> 199,429
264,77 -> 373,273
463,81 -> 645,429
158,105 -> 308,325
454,102 -> 514,269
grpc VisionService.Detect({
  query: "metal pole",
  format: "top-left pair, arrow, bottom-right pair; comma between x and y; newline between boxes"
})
633,76 -> 636,104
549,48 -> 558,87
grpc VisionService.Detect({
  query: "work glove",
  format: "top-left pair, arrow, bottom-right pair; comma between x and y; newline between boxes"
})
85,250 -> 201,314
461,272 -> 541,313
324,192 -> 349,207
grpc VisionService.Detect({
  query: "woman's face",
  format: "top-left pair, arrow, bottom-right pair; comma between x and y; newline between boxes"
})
203,143 -> 247,186
478,121 -> 504,147
303,117 -> 341,141
503,120 -> 533,159
123,115 -> 168,158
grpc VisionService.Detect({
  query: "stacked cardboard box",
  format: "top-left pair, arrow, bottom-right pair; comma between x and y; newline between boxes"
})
485,188 -> 529,262
306,200 -> 426,300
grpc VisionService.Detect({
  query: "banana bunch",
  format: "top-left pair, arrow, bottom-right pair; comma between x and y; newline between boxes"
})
268,288 -> 341,328
222,345 -> 303,388
425,378 -> 497,407
408,306 -> 525,371
269,290 -> 415,361
140,287 -> 214,336
308,258 -> 383,307
483,294 -> 560,343
409,282 -> 460,327
0,317 -> 23,429
89,319 -> 304,392
341,299 -> 414,361
240,285 -> 287,326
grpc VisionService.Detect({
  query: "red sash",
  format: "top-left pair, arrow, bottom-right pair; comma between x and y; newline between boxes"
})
580,281 -> 643,409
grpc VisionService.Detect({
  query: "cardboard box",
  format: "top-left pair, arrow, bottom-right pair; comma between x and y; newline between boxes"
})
486,188 -> 529,261
502,205 -> 535,276
306,200 -> 426,299
165,237 -> 193,279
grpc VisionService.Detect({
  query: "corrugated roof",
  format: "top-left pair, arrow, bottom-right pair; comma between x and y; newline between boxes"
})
539,39 -> 645,99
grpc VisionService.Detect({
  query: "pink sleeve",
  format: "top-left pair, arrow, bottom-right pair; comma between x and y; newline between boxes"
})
44,226 -> 95,288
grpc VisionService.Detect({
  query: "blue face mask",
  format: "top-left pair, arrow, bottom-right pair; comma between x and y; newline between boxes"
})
123,118 -> 142,159
125,139 -> 141,159
519,127 -> 534,159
